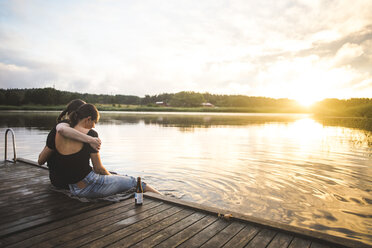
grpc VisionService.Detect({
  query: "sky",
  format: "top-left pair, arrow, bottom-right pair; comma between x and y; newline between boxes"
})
0,0 -> 371,106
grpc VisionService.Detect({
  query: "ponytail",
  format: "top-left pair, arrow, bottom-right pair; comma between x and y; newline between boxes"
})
69,111 -> 79,127
56,99 -> 86,123
68,103 -> 99,127
57,109 -> 68,122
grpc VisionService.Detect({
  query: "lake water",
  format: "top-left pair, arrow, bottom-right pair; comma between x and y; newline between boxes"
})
0,111 -> 371,245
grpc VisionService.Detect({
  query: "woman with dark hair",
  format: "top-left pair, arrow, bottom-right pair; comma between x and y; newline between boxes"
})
56,99 -> 86,122
38,99 -> 101,189
40,103 -> 159,198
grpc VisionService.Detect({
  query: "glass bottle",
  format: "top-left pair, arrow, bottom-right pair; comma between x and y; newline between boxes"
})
135,177 -> 143,205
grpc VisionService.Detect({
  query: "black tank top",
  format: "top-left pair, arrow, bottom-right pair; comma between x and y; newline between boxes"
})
52,129 -> 98,184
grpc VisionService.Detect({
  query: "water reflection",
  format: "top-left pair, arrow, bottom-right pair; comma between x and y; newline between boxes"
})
314,116 -> 372,132
99,112 -> 311,130
0,111 -> 371,245
0,111 -> 58,130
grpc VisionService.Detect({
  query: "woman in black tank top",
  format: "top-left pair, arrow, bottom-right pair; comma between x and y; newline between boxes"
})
47,103 -> 160,198
38,99 -> 101,189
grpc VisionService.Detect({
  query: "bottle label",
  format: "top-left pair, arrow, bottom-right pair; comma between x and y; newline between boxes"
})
135,192 -> 143,204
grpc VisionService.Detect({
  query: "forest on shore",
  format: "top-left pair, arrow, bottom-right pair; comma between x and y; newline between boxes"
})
0,88 -> 371,117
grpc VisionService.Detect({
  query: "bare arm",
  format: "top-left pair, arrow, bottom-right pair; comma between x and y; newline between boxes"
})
90,153 -> 111,175
56,122 -> 101,151
38,146 -> 53,165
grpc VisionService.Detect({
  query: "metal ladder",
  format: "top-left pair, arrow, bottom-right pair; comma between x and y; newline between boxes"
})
5,128 -> 17,163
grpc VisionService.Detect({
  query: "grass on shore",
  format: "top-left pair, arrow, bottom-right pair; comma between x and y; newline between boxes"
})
0,104 -> 308,114
0,105 -> 66,111
1,104 -> 371,119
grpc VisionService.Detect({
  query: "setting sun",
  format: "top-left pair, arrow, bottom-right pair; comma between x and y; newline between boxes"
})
295,96 -> 319,107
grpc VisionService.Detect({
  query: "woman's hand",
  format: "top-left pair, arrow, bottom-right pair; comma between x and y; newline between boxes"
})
88,137 -> 102,151
57,122 -> 102,151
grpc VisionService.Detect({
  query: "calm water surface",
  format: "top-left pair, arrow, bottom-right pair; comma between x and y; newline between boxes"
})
0,111 -> 371,245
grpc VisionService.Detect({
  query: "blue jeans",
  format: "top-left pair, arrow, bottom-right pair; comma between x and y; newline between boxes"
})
69,171 -> 146,198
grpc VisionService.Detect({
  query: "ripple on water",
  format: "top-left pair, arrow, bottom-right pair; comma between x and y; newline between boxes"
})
1,114 -> 372,246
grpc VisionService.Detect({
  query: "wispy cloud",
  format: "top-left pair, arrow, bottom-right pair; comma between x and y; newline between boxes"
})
0,0 -> 371,102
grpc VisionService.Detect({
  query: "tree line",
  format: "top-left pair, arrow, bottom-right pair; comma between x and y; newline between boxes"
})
0,88 -> 371,117
312,98 -> 372,117
0,88 -> 141,106
0,87 -> 301,108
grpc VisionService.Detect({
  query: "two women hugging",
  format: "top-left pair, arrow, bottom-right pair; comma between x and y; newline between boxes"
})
38,99 -> 159,199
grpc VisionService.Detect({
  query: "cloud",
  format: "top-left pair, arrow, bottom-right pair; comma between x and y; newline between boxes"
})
0,0 -> 371,100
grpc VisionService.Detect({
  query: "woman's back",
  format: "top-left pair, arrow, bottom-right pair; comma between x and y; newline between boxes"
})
55,127 -> 88,155
54,128 -> 98,184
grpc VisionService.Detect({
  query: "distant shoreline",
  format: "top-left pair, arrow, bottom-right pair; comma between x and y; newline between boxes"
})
0,104 -> 309,114
1,88 -> 371,118
1,105 -> 371,131
1,104 -> 371,119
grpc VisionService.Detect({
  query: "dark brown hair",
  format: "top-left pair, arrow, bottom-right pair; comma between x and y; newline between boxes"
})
57,99 -> 86,122
69,103 -> 100,127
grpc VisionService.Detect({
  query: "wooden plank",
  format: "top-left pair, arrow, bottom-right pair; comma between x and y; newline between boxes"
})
1,167 -> 48,178
0,167 -> 46,178
0,193 -> 66,213
221,224 -> 260,248
0,162 -> 42,170
2,199 -> 137,248
0,176 -> 50,191
131,212 -> 206,248
310,242 -> 331,248
177,219 -> 230,248
0,172 -> 47,182
15,158 -> 49,170
0,199 -> 131,247
145,192 -> 369,248
55,201 -> 169,248
0,188 -> 52,205
267,232 -> 294,248
200,221 -> 246,248
0,202 -> 109,237
0,200 -> 74,227
0,191 -> 69,212
288,237 -> 311,248
0,166 -> 47,176
0,192 -> 63,212
0,191 -> 59,208
0,183 -> 53,196
245,228 -> 277,248
154,215 -> 217,248
0,197 -> 93,230
0,186 -> 53,202
0,174 -> 49,182
0,177 -> 49,189
99,207 -> 191,248
0,178 -> 51,198
0,178 -> 50,191
0,198 -> 82,230
42,201 -> 167,248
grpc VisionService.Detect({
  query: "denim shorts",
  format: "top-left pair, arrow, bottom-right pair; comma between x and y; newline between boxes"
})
69,171 -> 146,198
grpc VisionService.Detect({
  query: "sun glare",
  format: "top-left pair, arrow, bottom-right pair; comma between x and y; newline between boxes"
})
296,97 -> 318,107
292,84 -> 325,107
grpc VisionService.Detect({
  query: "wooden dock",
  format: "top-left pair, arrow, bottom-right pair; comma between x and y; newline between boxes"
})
0,159 -> 369,248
